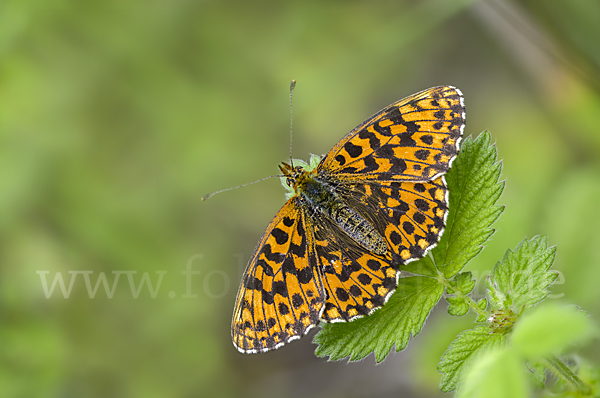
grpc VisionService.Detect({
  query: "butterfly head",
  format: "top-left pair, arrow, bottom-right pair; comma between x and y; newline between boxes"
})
279,155 -> 322,200
278,162 -> 305,189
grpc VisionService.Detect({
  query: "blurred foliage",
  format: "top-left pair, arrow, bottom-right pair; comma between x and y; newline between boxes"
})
1,0 -> 599,397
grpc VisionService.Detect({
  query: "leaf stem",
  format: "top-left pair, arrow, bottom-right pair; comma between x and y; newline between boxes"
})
544,355 -> 591,395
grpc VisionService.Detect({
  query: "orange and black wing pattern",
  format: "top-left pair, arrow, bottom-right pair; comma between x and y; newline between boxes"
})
231,85 -> 465,351
309,212 -> 399,322
314,86 -> 464,320
231,200 -> 325,353
319,86 -> 464,182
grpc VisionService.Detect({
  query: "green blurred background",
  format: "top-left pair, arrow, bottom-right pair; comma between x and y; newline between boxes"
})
2,0 -> 600,397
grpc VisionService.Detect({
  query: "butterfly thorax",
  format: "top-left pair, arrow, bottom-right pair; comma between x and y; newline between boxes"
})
279,162 -> 388,255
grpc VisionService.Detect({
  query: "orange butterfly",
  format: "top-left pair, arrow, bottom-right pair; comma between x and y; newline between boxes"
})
232,86 -> 465,353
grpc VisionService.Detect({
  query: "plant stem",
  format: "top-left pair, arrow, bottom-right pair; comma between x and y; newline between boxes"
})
545,355 -> 591,395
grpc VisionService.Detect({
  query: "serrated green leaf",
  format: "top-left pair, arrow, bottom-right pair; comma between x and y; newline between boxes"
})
474,299 -> 488,322
477,298 -> 487,311
439,131 -> 504,278
487,236 -> 558,312
403,131 -> 504,278
458,348 -> 528,398
314,276 -> 444,362
447,296 -> 470,317
511,304 -> 596,359
445,271 -> 476,316
454,271 -> 476,294
438,326 -> 507,392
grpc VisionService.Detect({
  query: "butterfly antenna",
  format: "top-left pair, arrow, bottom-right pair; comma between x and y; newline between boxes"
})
201,174 -> 284,202
289,79 -> 296,169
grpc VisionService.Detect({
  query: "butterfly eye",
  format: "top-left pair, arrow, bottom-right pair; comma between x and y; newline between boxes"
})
286,178 -> 294,187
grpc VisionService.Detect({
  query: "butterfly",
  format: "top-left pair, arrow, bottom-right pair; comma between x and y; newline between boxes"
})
232,86 -> 465,353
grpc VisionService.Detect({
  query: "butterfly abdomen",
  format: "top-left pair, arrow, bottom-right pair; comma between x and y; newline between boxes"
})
295,170 -> 387,255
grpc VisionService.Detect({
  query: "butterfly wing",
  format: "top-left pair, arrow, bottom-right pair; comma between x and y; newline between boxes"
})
341,177 -> 449,262
313,86 -> 463,319
318,86 -> 465,182
231,199 -> 325,353
311,177 -> 449,322
310,213 -> 399,322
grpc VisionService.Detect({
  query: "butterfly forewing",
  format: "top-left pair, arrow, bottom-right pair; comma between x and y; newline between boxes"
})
318,86 -> 465,182
231,200 -> 325,353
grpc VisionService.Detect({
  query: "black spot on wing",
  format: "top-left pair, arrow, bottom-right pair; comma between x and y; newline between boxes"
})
278,302 -> 290,315
271,228 -> 289,245
256,259 -> 275,277
335,287 -> 350,302
361,156 -> 379,173
366,259 -> 381,271
261,245 -> 284,265
344,141 -> 362,158
402,221 -> 415,235
292,293 -> 304,309
335,154 -> 346,166
414,183 -> 426,193
245,277 -> 262,290
413,212 -> 426,224
357,273 -> 372,285
414,199 -> 430,211
358,128 -> 381,150
398,132 -> 417,146
390,230 -> 402,245
297,267 -> 313,284
281,256 -> 297,276
414,149 -> 430,160
262,289 -> 274,305
272,280 -> 288,297
420,135 -> 433,145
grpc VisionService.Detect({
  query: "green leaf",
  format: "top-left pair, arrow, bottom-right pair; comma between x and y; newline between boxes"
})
314,276 -> 444,362
458,348 -> 528,398
475,299 -> 487,322
404,254 -> 438,278
486,236 -> 558,312
403,131 -> 505,278
438,326 -> 507,392
447,296 -> 470,317
477,298 -> 487,311
452,271 -> 476,294
446,272 -> 476,316
438,131 -> 505,278
510,303 -> 596,359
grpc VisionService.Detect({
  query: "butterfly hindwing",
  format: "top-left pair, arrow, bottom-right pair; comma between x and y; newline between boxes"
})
231,200 -> 325,353
318,86 -> 465,182
313,176 -> 448,322
310,216 -> 398,322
